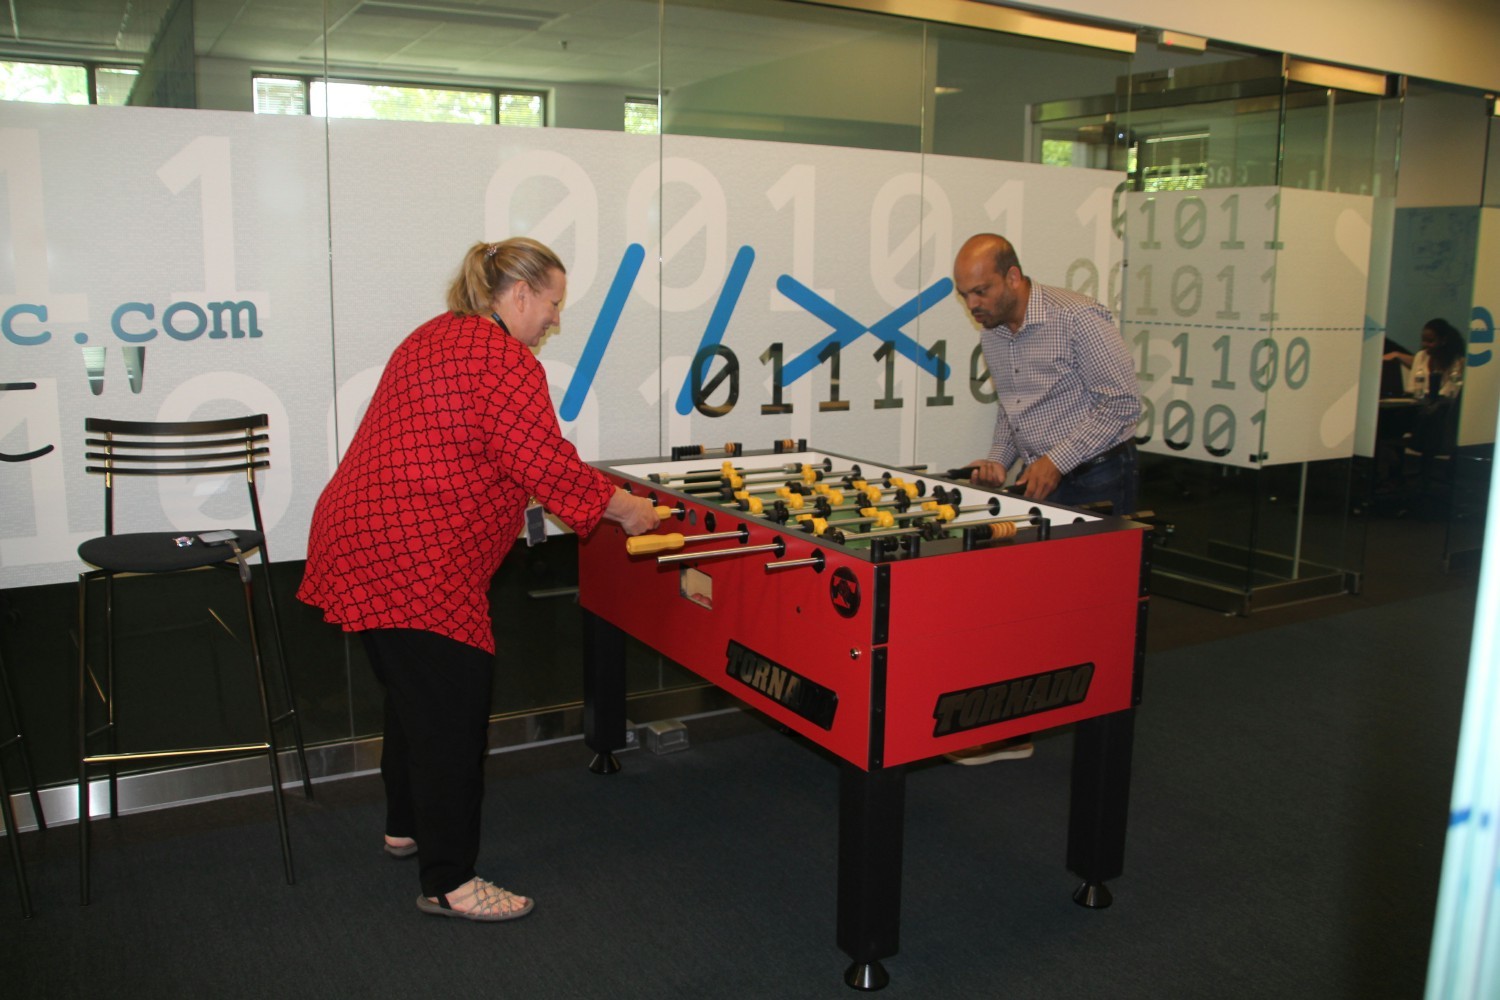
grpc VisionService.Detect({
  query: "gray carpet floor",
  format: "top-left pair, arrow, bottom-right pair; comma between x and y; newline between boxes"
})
2,580 -> 1478,999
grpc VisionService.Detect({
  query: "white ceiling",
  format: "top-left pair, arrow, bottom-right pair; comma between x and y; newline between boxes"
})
3,0 -> 878,90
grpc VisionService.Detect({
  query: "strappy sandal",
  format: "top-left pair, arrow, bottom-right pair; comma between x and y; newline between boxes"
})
415,878 -> 534,922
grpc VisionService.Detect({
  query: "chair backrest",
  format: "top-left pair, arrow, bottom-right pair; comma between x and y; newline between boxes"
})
1379,357 -> 1408,398
83,415 -> 271,537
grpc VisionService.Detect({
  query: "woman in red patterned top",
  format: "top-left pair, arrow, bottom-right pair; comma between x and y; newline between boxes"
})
299,238 -> 657,922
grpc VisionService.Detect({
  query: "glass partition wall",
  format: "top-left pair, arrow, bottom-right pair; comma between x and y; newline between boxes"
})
0,0 -> 1486,803
1033,45 -> 1400,612
1453,88 -> 1498,571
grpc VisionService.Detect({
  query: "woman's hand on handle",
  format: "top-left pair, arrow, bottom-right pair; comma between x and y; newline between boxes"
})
604,488 -> 661,536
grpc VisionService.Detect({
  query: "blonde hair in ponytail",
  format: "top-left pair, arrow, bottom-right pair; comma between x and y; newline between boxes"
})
445,237 -> 566,316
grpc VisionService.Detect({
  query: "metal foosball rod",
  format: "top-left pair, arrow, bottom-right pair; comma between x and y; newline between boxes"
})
838,510 -> 1037,546
716,462 -> 866,492
652,456 -> 835,486
655,537 -> 787,565
765,549 -> 826,573
713,487 -> 827,519
726,490 -> 806,517
666,459 -> 844,492
813,485 -> 916,518
800,508 -> 897,533
669,441 -> 742,462
706,468 -> 908,510
904,496 -> 1003,523
678,473 -> 816,501
809,486 -> 983,529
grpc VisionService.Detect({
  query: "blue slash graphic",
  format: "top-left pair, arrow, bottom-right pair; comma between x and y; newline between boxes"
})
675,245 -> 756,415
561,243 -> 645,422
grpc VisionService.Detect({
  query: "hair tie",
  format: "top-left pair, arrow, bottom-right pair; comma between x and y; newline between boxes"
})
484,243 -> 500,259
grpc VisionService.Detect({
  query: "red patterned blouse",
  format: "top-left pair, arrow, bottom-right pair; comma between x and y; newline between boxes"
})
297,312 -> 614,653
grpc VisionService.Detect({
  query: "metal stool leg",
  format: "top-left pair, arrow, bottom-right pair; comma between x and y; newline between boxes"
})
77,572 -> 93,906
0,644 -> 46,833
242,580 -> 294,885
255,558 -> 313,799
0,754 -> 32,918
0,640 -> 37,919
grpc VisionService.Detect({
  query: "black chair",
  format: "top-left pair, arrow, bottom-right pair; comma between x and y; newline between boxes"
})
0,638 -> 46,919
75,415 -> 311,904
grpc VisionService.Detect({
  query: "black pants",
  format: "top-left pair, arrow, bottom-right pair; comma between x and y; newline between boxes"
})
361,628 -> 494,898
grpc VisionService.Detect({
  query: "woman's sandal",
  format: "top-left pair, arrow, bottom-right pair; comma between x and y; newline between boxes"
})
415,878 -> 534,922
383,837 -> 418,860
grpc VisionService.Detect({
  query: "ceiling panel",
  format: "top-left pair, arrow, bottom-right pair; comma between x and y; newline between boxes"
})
3,0 -> 886,89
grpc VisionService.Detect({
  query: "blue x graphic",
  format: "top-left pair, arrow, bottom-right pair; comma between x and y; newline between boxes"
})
776,275 -> 954,384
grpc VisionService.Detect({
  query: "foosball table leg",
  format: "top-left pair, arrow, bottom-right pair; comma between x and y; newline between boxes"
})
582,610 -> 626,775
837,761 -> 906,991
1066,707 -> 1136,908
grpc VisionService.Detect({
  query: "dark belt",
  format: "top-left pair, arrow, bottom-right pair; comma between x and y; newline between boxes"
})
1066,438 -> 1133,476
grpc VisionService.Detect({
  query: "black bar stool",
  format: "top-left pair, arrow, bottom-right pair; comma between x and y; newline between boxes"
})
76,415 -> 312,904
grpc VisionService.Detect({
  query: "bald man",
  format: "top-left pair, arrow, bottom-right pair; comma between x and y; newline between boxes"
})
952,233 -> 1141,515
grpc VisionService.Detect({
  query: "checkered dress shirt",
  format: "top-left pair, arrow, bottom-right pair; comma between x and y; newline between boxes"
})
978,281 -> 1141,475
298,312 -> 613,653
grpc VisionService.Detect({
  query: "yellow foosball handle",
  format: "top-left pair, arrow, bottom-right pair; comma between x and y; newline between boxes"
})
626,532 -> 685,556
655,506 -> 673,520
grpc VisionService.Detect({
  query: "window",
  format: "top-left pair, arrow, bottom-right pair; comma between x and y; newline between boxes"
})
497,91 -> 545,127
254,76 -> 308,115
0,60 -> 137,105
625,97 -> 660,135
253,74 -> 545,127
1136,132 -> 1209,192
96,67 -> 140,105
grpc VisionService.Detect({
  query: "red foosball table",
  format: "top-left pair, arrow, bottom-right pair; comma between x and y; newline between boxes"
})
576,445 -> 1150,990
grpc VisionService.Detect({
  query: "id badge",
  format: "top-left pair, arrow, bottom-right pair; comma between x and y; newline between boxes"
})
524,502 -> 547,546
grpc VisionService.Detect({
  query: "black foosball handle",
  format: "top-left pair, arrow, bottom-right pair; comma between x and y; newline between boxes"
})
945,467 -> 1024,494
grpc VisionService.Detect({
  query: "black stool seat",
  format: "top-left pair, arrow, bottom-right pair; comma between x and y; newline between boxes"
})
79,531 -> 264,574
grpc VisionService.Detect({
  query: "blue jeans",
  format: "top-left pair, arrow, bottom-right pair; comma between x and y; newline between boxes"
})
1047,441 -> 1138,516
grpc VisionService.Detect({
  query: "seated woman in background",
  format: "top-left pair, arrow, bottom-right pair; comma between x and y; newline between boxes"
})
1408,317 -> 1466,456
